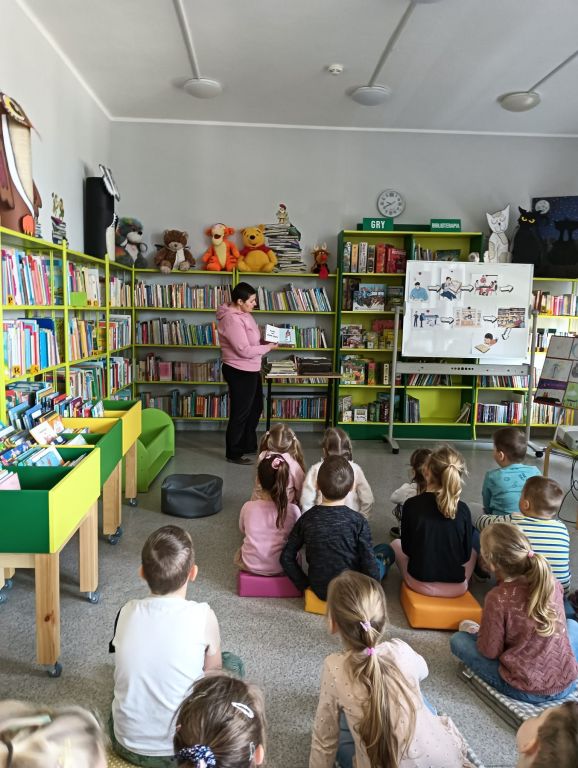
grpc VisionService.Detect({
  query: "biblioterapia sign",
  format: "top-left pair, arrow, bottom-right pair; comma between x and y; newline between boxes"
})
430,219 -> 461,232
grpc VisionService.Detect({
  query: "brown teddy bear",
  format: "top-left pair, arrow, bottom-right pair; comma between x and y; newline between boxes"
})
154,229 -> 196,274
237,225 -> 277,272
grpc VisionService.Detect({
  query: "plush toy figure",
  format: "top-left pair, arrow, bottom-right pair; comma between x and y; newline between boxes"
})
0,93 -> 42,235
237,225 -> 277,272
202,223 -> 239,271
154,229 -> 196,273
483,204 -> 510,264
115,218 -> 148,267
311,243 -> 330,279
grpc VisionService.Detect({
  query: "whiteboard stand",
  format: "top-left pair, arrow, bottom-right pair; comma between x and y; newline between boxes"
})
383,309 -> 544,457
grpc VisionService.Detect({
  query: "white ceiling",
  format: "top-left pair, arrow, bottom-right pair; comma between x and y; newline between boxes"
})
20,0 -> 578,135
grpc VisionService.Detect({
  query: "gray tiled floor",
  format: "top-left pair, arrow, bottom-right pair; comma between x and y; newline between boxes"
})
0,431 -> 576,767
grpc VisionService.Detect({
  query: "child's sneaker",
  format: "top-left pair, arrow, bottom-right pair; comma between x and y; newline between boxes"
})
389,525 -> 401,539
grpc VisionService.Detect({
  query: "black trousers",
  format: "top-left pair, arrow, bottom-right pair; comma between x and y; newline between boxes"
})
222,364 -> 263,459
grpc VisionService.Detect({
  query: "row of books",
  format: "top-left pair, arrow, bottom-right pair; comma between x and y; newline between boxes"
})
476,401 -> 525,424
65,362 -> 106,401
1,248 -> 53,306
341,278 -> 401,312
405,374 -> 454,386
404,394 -> 420,423
139,390 -> 229,418
109,357 -> 132,393
68,263 -> 101,305
110,275 -> 132,307
5,381 -> 105,428
412,244 -> 461,262
137,355 -> 222,383
477,375 -> 530,388
134,281 -> 231,310
104,315 -> 132,350
342,242 -> 406,274
532,291 -> 578,316
263,223 -> 306,272
259,324 -> 328,349
136,319 -> 220,347
341,355 -> 393,386
255,285 -> 332,313
338,392 -> 400,423
341,322 -> 396,350
536,328 -> 571,351
3,318 -> 60,376
269,395 -> 327,420
69,318 -> 98,361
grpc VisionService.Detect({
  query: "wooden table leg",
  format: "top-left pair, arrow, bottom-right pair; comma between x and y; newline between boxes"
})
124,442 -> 137,503
78,502 -> 98,594
102,462 -> 122,536
34,553 -> 60,666
543,446 -> 551,477
266,379 -> 272,432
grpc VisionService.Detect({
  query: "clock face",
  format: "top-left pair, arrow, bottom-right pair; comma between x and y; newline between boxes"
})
377,189 -> 405,218
534,199 -> 550,214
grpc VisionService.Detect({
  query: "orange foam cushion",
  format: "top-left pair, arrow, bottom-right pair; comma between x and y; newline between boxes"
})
304,587 -> 327,615
400,581 -> 483,630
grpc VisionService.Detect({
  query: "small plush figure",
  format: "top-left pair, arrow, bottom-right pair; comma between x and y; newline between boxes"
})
237,225 -> 277,272
51,194 -> 67,245
311,243 -> 330,279
511,207 -> 544,267
276,203 -> 289,225
154,229 -> 195,274
115,217 -> 148,267
201,223 -> 239,271
483,204 -> 510,264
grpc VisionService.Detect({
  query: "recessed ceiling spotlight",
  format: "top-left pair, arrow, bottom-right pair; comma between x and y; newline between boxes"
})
183,78 -> 223,98
498,91 -> 541,112
350,85 -> 392,106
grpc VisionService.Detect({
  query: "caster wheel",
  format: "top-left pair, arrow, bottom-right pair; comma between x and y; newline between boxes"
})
108,526 -> 123,545
87,590 -> 101,604
0,592 -> 7,605
4,579 -> 13,590
128,498 -> 137,507
392,448 -> 400,455
48,662 -> 62,678
535,451 -> 544,459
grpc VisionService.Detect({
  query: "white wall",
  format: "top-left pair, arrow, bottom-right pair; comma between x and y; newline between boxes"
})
111,122 -> 578,263
0,0 -> 111,251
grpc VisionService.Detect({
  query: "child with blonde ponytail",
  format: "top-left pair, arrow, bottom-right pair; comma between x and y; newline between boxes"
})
310,571 -> 475,768
391,445 -> 477,597
451,524 -> 578,703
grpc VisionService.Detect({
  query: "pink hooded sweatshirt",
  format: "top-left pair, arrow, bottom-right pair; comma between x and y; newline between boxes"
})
217,303 -> 273,372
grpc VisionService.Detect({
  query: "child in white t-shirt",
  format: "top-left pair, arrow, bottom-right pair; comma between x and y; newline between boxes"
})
109,526 -> 243,767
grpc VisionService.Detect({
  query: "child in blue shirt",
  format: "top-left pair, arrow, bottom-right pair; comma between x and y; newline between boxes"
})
475,427 -> 540,531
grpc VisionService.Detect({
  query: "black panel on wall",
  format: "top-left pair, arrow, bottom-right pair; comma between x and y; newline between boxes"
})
84,177 -> 114,258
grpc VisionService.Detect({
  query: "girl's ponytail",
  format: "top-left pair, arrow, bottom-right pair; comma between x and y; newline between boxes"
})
257,454 -> 289,529
427,445 -> 466,519
481,524 -> 558,637
327,572 -> 416,767
259,423 -> 306,471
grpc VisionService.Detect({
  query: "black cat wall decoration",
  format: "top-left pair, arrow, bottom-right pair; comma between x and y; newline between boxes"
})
511,207 -> 544,268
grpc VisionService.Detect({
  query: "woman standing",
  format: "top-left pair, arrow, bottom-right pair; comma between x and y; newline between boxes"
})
217,282 -> 277,464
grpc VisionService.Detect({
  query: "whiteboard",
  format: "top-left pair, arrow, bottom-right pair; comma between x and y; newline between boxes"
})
402,262 -> 534,360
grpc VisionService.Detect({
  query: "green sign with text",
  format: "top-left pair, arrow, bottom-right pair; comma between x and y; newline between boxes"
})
362,217 -> 394,231
430,219 -> 461,232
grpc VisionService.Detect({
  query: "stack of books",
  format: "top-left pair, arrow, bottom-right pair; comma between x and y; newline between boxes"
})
404,394 -> 421,423
136,319 -> 220,346
264,223 -> 305,272
264,357 -> 298,377
256,284 -> 331,312
139,390 -> 229,419
109,275 -> 132,307
269,395 -> 326,419
134,282 -> 231,310
342,242 -> 406,273
3,317 -> 61,375
476,400 -> 525,424
137,355 -> 222,383
68,317 -> 98,360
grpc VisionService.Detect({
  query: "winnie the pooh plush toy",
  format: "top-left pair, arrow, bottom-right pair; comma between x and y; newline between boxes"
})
237,225 -> 277,272
202,223 -> 239,271
154,229 -> 196,274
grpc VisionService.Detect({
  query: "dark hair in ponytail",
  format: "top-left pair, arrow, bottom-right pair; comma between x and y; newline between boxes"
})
231,282 -> 256,304
257,454 -> 289,528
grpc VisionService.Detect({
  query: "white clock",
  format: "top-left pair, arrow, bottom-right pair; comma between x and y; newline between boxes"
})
534,199 -> 550,214
377,189 -> 405,218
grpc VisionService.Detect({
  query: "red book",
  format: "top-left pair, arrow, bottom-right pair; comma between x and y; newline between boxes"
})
375,244 -> 386,273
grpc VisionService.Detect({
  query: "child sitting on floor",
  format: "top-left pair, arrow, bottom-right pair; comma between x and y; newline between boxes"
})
251,422 -> 306,505
391,445 -> 476,597
174,675 -> 265,767
450,524 -> 578,704
309,571 -> 475,768
390,448 -> 432,538
281,456 -> 392,600
301,427 -> 373,516
235,453 -> 301,575
109,526 -> 243,768
473,426 -> 540,530
515,701 -> 578,768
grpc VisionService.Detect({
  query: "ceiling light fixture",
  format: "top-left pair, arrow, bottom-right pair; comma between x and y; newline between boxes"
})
174,0 -> 222,99
350,0 -> 443,106
498,48 -> 578,112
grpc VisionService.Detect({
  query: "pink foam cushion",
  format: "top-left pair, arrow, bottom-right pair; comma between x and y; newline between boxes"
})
237,571 -> 302,598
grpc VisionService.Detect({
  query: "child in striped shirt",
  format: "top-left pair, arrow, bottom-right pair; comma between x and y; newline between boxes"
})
510,476 -> 570,593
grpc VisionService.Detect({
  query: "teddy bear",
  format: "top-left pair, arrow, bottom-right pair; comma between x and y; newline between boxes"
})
154,229 -> 196,274
201,223 -> 239,271
311,243 -> 330,279
115,217 -> 148,267
237,225 -> 277,272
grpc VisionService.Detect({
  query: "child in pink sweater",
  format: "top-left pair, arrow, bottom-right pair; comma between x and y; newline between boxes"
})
236,453 -> 301,576
251,423 -> 306,505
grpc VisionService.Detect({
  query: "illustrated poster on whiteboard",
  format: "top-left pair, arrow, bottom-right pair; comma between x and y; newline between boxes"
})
402,262 -> 533,359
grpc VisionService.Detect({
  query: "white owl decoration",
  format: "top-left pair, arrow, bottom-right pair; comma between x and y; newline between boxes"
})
483,204 -> 511,263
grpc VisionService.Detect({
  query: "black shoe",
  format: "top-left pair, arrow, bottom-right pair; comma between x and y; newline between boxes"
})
389,526 -> 401,539
226,456 -> 253,465
473,563 -> 491,582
